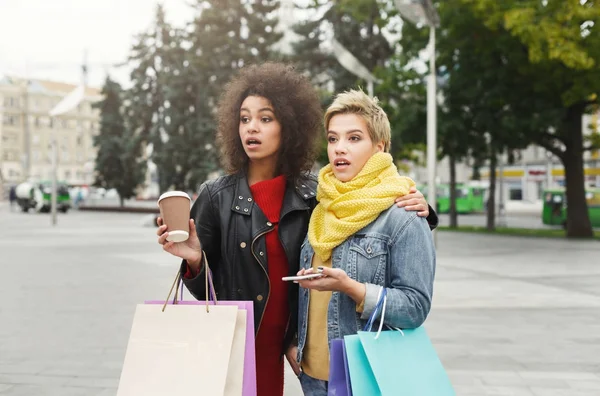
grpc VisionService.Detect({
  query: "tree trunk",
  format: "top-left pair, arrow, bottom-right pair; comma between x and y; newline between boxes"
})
449,153 -> 458,228
486,151 -> 497,231
562,106 -> 593,237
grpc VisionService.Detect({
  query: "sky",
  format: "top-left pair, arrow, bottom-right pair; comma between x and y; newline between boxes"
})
0,0 -> 414,90
0,0 -> 192,88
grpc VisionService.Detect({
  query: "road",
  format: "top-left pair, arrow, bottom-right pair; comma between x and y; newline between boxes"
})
1,207 -> 599,395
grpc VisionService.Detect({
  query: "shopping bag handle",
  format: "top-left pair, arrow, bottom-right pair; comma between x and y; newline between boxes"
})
162,250 -> 218,313
362,287 -> 405,340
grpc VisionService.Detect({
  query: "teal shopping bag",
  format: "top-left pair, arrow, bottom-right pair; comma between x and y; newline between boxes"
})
343,335 -> 379,396
357,328 -> 455,396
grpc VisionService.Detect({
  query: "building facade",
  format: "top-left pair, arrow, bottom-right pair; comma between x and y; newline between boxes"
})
0,76 -> 101,193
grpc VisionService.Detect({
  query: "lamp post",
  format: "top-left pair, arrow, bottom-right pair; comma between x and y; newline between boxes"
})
48,57 -> 87,225
395,0 -> 440,223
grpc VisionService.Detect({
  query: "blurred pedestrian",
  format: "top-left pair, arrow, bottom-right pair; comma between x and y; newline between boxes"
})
9,185 -> 17,212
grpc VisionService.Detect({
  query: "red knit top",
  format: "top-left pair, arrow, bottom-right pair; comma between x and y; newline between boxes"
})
249,175 -> 290,396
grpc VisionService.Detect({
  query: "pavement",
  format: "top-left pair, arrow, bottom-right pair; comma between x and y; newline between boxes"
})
1,207 -> 600,395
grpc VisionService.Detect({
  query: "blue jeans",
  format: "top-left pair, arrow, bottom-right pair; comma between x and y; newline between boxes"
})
299,372 -> 328,396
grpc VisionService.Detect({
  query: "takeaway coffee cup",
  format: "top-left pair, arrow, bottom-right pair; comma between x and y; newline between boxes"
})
157,191 -> 191,243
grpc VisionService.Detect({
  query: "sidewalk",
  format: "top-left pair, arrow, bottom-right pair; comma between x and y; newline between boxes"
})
1,210 -> 599,395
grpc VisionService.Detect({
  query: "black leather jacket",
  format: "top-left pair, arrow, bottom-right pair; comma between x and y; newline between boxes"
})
180,172 -> 317,350
180,171 -> 439,351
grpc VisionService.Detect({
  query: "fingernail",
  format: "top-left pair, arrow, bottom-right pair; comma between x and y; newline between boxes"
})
317,266 -> 324,270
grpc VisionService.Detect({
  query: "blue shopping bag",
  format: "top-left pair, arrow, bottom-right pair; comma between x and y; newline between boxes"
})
357,328 -> 455,395
344,288 -> 455,395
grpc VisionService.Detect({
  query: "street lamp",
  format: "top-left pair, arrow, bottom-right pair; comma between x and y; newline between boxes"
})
395,0 -> 440,223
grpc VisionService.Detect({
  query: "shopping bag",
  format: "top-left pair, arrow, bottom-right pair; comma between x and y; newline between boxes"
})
118,253 -> 254,396
145,259 -> 257,396
357,328 -> 455,395
117,303 -> 239,396
327,338 -> 352,396
344,288 -> 455,396
144,300 -> 256,396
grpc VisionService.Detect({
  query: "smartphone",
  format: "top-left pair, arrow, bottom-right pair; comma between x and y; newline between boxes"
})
282,273 -> 324,282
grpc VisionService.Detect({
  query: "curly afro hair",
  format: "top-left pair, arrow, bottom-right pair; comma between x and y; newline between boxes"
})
216,62 -> 323,181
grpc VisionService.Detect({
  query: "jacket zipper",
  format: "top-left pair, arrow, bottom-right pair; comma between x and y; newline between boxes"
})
252,228 -> 271,333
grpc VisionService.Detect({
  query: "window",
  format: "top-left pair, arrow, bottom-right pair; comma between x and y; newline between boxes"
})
3,97 -> 18,108
2,115 -> 16,125
509,188 -> 523,201
2,133 -> 17,144
3,151 -> 17,161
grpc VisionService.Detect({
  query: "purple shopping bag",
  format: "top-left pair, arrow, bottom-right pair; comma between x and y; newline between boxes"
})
145,262 -> 257,396
328,338 -> 353,396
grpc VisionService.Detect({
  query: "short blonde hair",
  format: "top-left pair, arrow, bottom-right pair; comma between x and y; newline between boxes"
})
324,89 -> 391,152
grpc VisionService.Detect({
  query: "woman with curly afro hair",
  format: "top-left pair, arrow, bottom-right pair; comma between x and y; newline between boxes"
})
157,62 -> 434,395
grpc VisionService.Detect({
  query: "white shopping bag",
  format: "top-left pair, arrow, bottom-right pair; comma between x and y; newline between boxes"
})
117,303 -> 239,396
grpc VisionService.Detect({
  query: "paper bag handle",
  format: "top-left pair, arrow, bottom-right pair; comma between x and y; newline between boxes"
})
162,250 -> 217,313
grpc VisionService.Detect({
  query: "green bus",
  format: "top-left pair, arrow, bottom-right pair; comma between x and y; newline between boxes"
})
542,187 -> 600,228
15,180 -> 71,213
420,184 -> 487,214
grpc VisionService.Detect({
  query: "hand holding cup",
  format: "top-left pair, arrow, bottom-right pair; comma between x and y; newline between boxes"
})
156,191 -> 203,270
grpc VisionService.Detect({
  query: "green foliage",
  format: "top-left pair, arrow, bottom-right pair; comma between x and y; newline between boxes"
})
291,0 -> 393,92
125,1 -> 284,194
93,77 -> 146,205
463,0 -> 599,70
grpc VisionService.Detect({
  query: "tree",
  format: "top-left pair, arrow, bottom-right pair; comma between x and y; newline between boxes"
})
292,0 -> 405,163
462,0 -> 600,237
131,0 -> 285,192
126,4 -> 175,194
388,0 -> 600,235
93,77 -> 146,206
292,0 -> 395,92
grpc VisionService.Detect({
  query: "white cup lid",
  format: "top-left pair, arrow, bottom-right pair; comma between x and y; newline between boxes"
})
157,191 -> 191,206
166,230 -> 189,243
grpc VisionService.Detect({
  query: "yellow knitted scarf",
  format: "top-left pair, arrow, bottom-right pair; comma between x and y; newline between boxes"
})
308,152 -> 415,261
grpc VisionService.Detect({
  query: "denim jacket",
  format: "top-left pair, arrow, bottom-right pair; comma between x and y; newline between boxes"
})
296,206 -> 436,365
